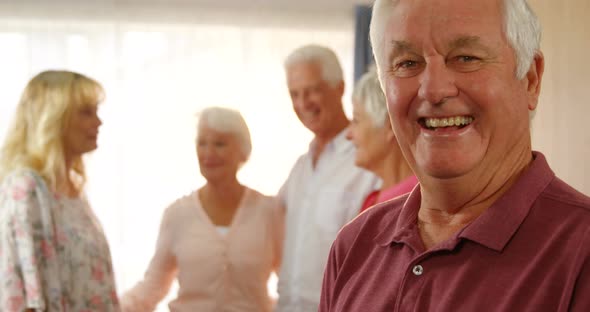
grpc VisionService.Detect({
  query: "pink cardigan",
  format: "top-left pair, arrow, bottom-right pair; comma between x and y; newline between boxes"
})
121,188 -> 283,312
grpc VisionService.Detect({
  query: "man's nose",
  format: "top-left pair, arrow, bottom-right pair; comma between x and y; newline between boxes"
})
418,59 -> 459,105
294,92 -> 313,109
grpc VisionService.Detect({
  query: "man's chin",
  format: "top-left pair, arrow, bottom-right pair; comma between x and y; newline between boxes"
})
419,161 -> 476,181
306,119 -> 330,133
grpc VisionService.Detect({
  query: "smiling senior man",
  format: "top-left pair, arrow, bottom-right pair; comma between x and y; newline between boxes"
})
318,0 -> 590,311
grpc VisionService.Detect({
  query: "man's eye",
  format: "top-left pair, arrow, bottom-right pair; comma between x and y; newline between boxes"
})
448,55 -> 484,72
397,60 -> 417,69
391,59 -> 422,78
457,55 -> 479,62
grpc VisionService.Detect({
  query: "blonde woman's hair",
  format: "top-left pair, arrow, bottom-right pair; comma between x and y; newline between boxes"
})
0,70 -> 104,193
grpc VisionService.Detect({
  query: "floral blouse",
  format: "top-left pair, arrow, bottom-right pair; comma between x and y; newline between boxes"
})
0,169 -> 120,312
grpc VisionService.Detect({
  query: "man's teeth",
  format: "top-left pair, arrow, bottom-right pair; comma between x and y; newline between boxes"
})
425,116 -> 474,128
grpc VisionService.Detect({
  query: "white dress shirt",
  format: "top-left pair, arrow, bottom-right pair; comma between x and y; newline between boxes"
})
275,129 -> 380,312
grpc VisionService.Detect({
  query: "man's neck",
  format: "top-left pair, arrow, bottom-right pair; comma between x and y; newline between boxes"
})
417,147 -> 533,249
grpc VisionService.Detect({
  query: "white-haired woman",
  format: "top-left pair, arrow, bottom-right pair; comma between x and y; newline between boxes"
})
347,69 -> 417,212
120,107 -> 283,312
0,70 -> 119,311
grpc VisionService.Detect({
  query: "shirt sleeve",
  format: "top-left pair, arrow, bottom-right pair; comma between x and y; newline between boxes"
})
276,179 -> 288,208
120,206 -> 178,312
270,197 -> 285,272
0,171 -> 58,312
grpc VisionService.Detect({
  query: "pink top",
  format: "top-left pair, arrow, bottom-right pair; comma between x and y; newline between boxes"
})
120,188 -> 283,312
360,175 -> 418,212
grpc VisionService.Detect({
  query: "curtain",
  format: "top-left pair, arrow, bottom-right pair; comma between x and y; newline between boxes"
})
353,5 -> 374,83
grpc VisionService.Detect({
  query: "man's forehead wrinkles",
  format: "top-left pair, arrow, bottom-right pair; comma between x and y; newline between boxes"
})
389,40 -> 418,55
387,35 -> 492,57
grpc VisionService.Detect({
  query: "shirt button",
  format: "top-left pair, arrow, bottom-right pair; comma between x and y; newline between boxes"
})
412,265 -> 424,276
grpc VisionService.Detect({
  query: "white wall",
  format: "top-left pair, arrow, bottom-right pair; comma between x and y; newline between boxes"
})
530,0 -> 590,195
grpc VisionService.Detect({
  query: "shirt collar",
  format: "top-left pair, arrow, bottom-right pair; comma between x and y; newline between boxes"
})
308,126 -> 352,155
459,151 -> 555,251
374,151 -> 555,252
374,183 -> 422,248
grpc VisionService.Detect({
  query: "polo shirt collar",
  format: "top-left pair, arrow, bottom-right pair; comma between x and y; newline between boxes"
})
460,151 -> 555,251
374,183 -> 422,248
375,151 -> 555,252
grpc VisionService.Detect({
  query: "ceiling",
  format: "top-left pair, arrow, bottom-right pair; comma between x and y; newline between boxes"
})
114,0 -> 373,11
0,0 -> 373,12
0,0 -> 373,26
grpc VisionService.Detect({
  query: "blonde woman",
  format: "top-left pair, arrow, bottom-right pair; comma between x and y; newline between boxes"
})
0,70 -> 119,311
121,107 -> 283,312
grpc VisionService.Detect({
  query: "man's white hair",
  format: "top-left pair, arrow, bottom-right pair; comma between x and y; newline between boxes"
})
284,44 -> 344,86
369,0 -> 541,80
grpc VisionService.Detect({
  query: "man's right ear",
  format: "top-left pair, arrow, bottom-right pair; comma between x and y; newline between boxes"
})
525,51 -> 545,111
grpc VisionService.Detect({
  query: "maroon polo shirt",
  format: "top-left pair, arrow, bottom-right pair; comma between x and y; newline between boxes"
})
319,152 -> 590,312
